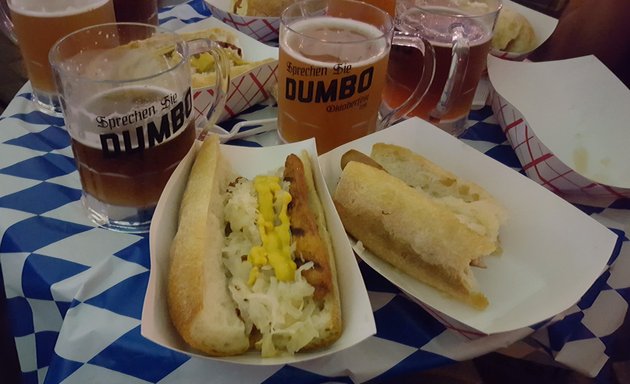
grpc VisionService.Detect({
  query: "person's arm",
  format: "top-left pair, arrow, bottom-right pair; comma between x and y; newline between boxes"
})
530,0 -> 630,88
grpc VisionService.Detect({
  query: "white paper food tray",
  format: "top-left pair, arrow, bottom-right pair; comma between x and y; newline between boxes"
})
141,138 -> 376,365
488,54 -> 630,205
318,117 -> 617,335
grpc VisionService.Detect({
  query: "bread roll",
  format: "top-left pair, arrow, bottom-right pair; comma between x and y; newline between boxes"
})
168,136 -> 342,357
370,143 -> 505,251
332,144 -> 506,309
168,136 -> 250,355
233,0 -> 296,17
492,7 -> 537,53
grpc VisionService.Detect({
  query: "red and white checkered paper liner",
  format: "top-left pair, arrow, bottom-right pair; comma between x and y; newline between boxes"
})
193,60 -> 278,124
490,90 -> 630,202
489,49 -> 531,62
205,0 -> 280,42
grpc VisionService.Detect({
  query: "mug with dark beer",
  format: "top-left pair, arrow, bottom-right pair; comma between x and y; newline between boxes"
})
49,23 -> 230,233
277,0 -> 436,154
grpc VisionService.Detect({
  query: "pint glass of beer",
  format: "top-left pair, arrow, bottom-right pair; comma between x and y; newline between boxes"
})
3,0 -> 116,114
278,0 -> 436,154
383,0 -> 501,136
49,23 -> 230,233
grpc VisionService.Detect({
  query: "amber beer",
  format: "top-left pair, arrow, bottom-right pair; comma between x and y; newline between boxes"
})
384,39 -> 491,124
383,5 -> 496,134
278,17 -> 390,153
8,0 -> 115,110
360,0 -> 396,16
71,86 -> 196,209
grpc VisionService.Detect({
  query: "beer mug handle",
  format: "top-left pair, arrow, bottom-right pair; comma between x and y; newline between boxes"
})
379,31 -> 435,129
186,39 -> 231,138
429,25 -> 469,122
0,0 -> 17,44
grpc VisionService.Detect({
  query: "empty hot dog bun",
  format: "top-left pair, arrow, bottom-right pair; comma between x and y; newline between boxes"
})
168,136 -> 342,357
333,143 -> 506,309
492,7 -> 537,53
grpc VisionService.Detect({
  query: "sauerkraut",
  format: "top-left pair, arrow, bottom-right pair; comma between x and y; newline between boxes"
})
222,177 -> 330,357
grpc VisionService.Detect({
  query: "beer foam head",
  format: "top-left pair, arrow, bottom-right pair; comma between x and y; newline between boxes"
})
282,17 -> 389,68
8,0 -> 110,17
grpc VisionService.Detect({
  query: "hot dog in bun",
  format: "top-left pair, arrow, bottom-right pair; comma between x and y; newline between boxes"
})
167,136 -> 342,357
178,27 -> 275,88
333,143 -> 506,309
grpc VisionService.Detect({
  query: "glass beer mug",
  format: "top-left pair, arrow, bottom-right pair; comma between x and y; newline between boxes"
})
277,0 -> 437,154
0,0 -> 117,114
383,0 -> 502,136
49,23 -> 230,233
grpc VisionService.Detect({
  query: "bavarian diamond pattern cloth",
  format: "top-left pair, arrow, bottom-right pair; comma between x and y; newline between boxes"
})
2,1 -> 630,384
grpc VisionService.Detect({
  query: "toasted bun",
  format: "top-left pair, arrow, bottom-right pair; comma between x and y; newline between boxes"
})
334,161 -> 491,309
168,136 -> 250,356
492,7 -> 537,53
332,144 -> 506,309
234,0 -> 297,17
370,143 -> 505,250
168,138 -> 341,356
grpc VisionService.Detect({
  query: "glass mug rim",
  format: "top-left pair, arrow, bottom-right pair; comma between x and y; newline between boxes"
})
280,0 -> 394,44
49,22 -> 188,85
6,0 -> 112,15
403,0 -> 503,19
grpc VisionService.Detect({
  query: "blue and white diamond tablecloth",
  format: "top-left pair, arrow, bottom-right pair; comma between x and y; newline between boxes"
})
2,1 -> 630,383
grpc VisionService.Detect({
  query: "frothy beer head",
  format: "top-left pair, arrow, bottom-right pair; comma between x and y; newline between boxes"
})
8,0 -> 111,16
282,17 -> 389,66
